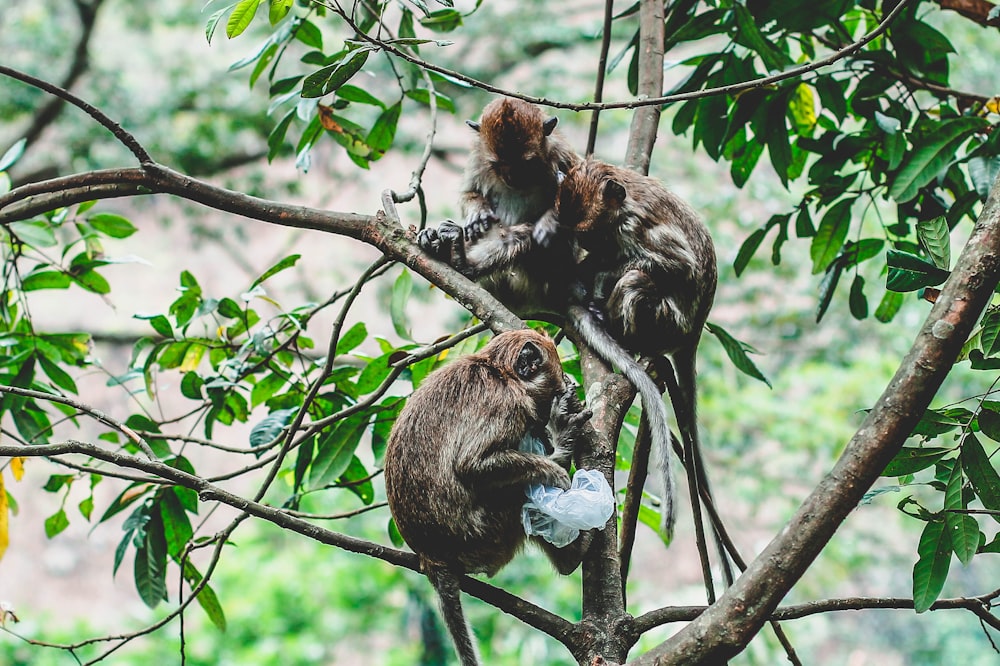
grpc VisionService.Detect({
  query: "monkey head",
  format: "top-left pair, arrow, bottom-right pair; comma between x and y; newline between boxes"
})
556,159 -> 627,250
467,97 -> 560,190
482,329 -> 568,413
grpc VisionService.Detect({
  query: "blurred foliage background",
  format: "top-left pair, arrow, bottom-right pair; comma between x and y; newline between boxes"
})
1,0 -> 999,664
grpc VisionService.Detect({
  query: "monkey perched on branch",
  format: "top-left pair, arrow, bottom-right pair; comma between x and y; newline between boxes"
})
384,329 -> 594,666
556,157 -> 717,540
418,97 -> 580,318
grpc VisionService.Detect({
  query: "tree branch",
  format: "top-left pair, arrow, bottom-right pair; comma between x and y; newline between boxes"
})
623,0 -> 664,175
629,172 -> 1000,664
0,438 -> 574,640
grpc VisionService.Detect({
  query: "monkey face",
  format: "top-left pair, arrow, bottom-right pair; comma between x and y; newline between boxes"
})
557,162 -> 625,248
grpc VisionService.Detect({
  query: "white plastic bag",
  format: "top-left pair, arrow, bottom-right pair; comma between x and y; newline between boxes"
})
521,470 -> 615,547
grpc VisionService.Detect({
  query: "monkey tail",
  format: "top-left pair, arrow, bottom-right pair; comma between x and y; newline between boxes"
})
424,561 -> 481,666
567,305 -> 676,537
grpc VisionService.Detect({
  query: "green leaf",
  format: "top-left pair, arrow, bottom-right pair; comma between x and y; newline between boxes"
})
810,200 -> 852,274
135,313 -> 174,338
250,254 -> 300,289
968,155 -> 1000,200
336,321 -> 368,356
310,414 -> 370,487
88,213 -> 137,239
182,561 -> 227,631
977,408 -> 1000,442
734,228 -> 767,277
338,455 -> 375,504
916,216 -> 950,270
301,50 -> 370,98
874,290 -> 904,323
404,88 -> 456,113
9,220 -> 57,247
981,310 -> 1000,356
159,490 -> 193,558
293,435 -> 315,492
250,372 -> 286,408
882,447 -> 951,477
44,509 -> 70,538
419,8 -> 462,32
963,434 -> 1000,517
21,271 -> 72,292
248,408 -> 296,453
389,269 -> 413,341
705,322 -> 771,387
815,260 -> 843,323
912,519 -> 952,613
944,457 -> 977,564
338,85 -> 387,108
269,0 -> 292,24
38,353 -> 78,393
367,102 -> 402,157
294,19 -> 323,49
890,118 -> 987,203
848,275 -> 868,320
913,408 -> 965,437
226,0 -> 261,38
886,250 -> 950,293
0,138 -> 27,172
205,6 -> 230,43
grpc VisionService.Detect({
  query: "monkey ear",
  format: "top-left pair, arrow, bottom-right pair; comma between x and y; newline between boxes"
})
603,179 -> 627,206
542,116 -> 558,136
466,120 -> 481,132
514,341 -> 544,379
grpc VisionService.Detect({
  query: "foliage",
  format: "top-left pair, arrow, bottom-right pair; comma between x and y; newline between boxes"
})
1,0 -> 1000,663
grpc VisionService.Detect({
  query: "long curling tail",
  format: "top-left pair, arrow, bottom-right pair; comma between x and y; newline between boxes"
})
425,561 -> 480,666
568,305 -> 676,537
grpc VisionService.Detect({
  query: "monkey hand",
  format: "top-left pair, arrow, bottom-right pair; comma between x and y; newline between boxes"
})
532,211 -> 560,248
464,208 -> 498,241
417,226 -> 445,256
550,386 -> 593,439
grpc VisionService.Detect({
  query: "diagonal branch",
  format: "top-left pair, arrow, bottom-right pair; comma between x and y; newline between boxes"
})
628,174 -> 1000,664
0,438 -> 574,640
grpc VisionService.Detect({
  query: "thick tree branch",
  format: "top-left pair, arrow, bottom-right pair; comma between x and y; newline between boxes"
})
623,0 -> 664,175
630,171 -> 1000,664
0,439 -> 574,640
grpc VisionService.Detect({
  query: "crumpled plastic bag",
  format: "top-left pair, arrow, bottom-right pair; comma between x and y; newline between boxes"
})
522,470 -> 616,547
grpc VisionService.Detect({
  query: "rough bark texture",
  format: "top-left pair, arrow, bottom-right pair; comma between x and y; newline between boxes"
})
629,171 -> 1000,663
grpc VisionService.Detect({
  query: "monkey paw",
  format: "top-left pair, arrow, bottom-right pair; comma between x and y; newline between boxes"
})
532,214 -> 560,248
551,386 -> 590,432
437,220 -> 464,246
464,210 -> 497,241
417,227 -> 443,255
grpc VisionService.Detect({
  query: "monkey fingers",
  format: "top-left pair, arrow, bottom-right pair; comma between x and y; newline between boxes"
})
416,227 -> 444,255
464,209 -> 497,241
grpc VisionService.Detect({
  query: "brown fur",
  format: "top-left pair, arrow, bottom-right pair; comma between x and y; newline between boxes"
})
418,98 -> 581,318
384,329 -> 593,665
557,158 -> 717,539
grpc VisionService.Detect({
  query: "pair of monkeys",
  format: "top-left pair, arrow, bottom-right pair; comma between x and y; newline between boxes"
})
384,98 -> 717,666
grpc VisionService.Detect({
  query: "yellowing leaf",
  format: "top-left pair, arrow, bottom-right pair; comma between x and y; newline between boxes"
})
986,96 -> 1000,115
11,457 -> 24,481
179,344 -> 205,373
789,83 -> 817,135
0,474 -> 9,562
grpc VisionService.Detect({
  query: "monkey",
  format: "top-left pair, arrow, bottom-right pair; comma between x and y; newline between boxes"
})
555,158 -> 718,549
383,329 -> 595,666
417,97 -> 581,318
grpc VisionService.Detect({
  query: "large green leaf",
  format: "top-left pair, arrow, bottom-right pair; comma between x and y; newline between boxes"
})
226,0 -> 261,39
810,199 -> 852,274
889,118 -> 986,203
705,322 -> 771,387
183,561 -> 227,632
301,50 -> 370,98
962,434 -> 1000,519
881,447 -> 951,477
309,413 -> 370,487
886,250 -> 949,292
390,269 -> 414,342
916,216 -> 950,270
912,518 -> 951,613
943,457 -> 977,564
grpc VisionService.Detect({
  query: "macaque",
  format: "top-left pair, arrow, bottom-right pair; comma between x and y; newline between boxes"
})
418,97 -> 581,317
384,329 -> 594,666
556,158 -> 717,538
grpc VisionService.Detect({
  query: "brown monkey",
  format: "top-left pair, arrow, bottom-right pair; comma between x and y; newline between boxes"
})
556,158 -> 717,539
384,329 -> 594,666
418,97 -> 581,317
